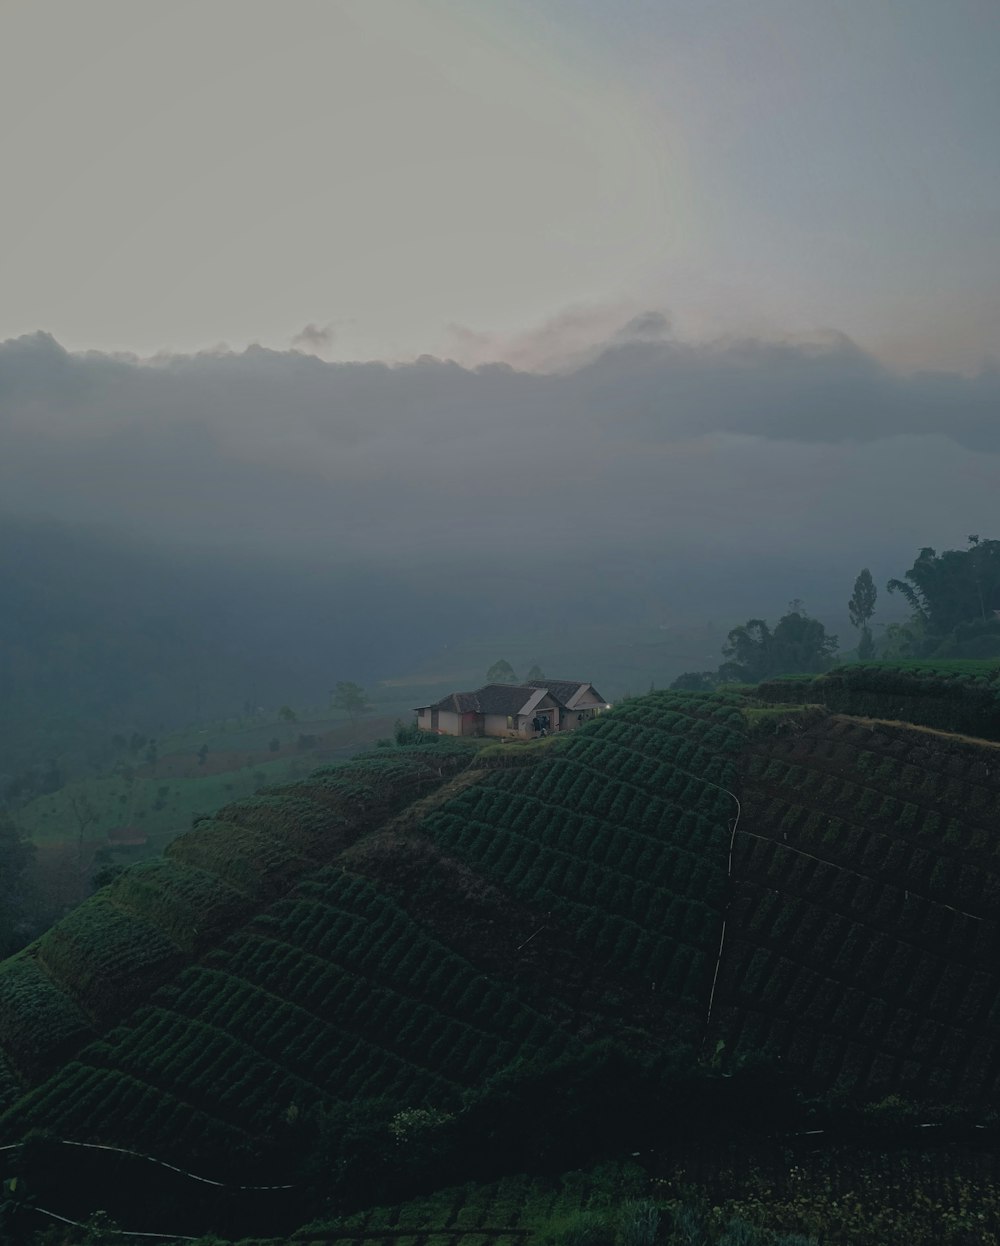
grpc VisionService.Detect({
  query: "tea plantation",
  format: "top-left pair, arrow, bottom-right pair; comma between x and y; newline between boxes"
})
2,671 -> 1000,1243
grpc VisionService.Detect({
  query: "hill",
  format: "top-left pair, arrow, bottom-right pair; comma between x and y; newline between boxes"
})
2,669 -> 1000,1241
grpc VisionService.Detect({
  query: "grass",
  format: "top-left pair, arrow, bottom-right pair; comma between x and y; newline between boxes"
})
739,705 -> 826,735
14,754 -> 318,847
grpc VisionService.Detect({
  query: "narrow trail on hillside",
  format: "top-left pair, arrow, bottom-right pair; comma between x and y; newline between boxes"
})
700,779 -> 742,1043
836,713 -> 1000,753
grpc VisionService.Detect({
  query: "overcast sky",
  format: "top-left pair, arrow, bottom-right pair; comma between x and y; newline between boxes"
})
1,0 -> 998,661
1,0 -> 997,371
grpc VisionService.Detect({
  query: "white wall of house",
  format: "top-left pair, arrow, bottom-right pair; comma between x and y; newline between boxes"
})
417,689 -> 602,738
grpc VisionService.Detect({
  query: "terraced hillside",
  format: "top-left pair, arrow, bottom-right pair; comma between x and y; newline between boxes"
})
758,659 -> 1000,740
2,672 -> 1000,1240
712,709 -> 1000,1100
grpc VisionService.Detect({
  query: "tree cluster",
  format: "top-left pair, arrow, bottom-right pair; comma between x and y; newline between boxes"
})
673,603 -> 839,690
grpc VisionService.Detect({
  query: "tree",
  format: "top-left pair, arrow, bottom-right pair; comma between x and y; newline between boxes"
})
848,568 -> 878,660
888,538 -> 1000,637
718,619 -> 774,684
278,705 -> 297,724
526,663 -> 545,681
331,681 -> 371,729
486,659 -> 519,684
718,607 -> 838,683
67,792 -> 98,870
0,815 -> 35,957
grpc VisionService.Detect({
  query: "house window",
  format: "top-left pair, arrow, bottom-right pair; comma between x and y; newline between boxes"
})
418,708 -> 425,717
506,715 -> 514,728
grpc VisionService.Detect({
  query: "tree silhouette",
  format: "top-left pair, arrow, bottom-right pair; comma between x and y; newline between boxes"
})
848,568 -> 878,660
486,660 -> 519,684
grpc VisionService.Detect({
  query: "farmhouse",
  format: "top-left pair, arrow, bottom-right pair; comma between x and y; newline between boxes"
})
415,680 -> 607,738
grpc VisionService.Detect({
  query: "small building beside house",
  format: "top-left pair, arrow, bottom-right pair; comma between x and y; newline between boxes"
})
415,680 -> 608,739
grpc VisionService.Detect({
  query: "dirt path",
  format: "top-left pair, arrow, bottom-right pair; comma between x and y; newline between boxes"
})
836,713 -> 1000,752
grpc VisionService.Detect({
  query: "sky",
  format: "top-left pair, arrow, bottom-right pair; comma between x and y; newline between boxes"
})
1,0 -> 999,695
1,0 -> 997,371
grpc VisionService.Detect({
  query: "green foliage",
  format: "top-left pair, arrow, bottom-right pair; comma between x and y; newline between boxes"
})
36,896 -> 183,1018
422,693 -> 743,1008
547,1209 -> 615,1246
756,660 -> 1000,739
0,957 -> 93,1081
617,1199 -> 660,1246
888,536 -> 1000,638
670,671 -> 718,692
331,681 -> 372,723
487,659 -> 519,684
848,566 -> 878,661
719,610 -> 837,684
0,817 -> 35,959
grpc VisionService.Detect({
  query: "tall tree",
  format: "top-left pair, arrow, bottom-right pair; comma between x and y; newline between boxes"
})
888,537 -> 1000,636
331,681 -> 371,730
718,607 -> 838,683
486,660 -> 519,684
848,568 -> 878,660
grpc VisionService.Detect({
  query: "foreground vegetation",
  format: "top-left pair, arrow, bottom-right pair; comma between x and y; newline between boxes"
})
1,669 -> 1000,1241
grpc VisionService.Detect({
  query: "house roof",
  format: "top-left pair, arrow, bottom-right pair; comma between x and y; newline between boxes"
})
418,680 -> 603,715
526,679 -> 606,708
419,683 -> 551,715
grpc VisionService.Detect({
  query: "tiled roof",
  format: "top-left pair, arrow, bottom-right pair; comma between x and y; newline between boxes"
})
424,684 -> 539,715
418,680 -> 604,715
526,679 -> 605,707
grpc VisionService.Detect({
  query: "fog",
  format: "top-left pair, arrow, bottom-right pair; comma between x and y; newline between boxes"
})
2,319 -> 997,763
3,324 -> 997,570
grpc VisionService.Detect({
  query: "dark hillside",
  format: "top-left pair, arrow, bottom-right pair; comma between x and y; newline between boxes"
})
0,744 -> 474,1085
757,659 -> 1000,740
3,681 -> 1000,1237
712,710 -> 1000,1101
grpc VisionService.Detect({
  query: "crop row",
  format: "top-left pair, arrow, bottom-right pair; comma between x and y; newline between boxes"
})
35,897 -> 184,1021
105,857 -> 251,953
425,810 -> 716,999
485,752 -> 737,842
430,803 -> 720,939
244,872 -> 562,1047
768,712 -> 995,773
757,663 -> 1000,742
165,817 -> 312,897
567,725 -> 738,790
742,773 -> 1000,916
326,1162 -> 647,1235
722,976 -> 1000,1102
196,938 -> 537,1092
0,956 -> 94,1081
503,738 -> 735,808
747,744 -> 998,833
1,1061 -> 255,1165
746,839 -> 997,975
83,1007 -> 323,1130
453,781 -> 725,902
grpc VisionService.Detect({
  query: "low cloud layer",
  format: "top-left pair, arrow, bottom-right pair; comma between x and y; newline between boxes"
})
290,323 -> 335,353
0,323 -> 997,584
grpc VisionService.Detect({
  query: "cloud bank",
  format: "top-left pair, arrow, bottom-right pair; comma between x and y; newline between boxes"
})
0,322 -> 997,584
